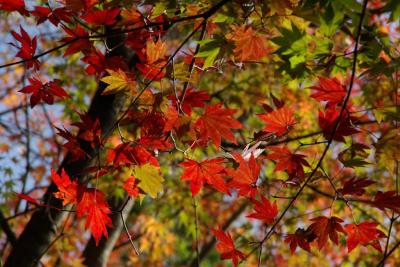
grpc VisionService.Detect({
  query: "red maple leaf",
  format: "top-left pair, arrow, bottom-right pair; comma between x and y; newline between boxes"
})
227,153 -> 260,198
310,77 -> 346,105
107,143 -> 158,167
0,0 -> 29,16
211,227 -> 245,267
372,191 -> 400,213
61,25 -> 93,57
55,126 -> 87,162
180,158 -> 229,196
246,195 -> 278,224
81,50 -> 126,76
138,136 -> 173,151
81,8 -> 120,26
308,216 -> 345,250
258,105 -> 297,137
284,228 -> 316,253
76,188 -> 112,245
52,169 -> 111,245
10,26 -> 40,70
123,176 -> 140,198
319,106 -> 359,142
195,104 -> 242,148
337,177 -> 375,196
168,88 -> 210,115
19,77 -> 69,108
72,113 -> 101,147
31,6 -> 72,26
51,169 -> 79,206
267,146 -> 309,182
345,222 -> 385,253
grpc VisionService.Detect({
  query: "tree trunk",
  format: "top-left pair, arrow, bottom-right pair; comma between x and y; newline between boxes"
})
4,29 -> 128,267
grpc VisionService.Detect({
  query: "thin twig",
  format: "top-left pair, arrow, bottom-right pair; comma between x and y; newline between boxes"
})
119,209 -> 140,256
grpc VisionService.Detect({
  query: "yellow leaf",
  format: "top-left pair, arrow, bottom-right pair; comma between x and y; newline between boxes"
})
133,164 -> 164,198
145,39 -> 167,65
100,69 -> 136,95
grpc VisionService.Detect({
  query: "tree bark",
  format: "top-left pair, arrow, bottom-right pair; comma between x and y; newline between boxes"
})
4,29 -> 128,267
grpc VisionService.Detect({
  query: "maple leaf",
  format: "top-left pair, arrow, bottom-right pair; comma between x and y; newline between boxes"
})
337,177 -> 375,196
168,88 -> 210,115
123,176 -> 140,198
72,113 -> 101,147
195,104 -> 242,148
163,105 -> 180,133
372,191 -> 400,213
0,0 -> 29,16
10,26 -> 40,70
310,77 -> 346,105
338,143 -> 371,168
246,195 -> 278,224
100,69 -> 136,95
284,228 -> 316,253
82,8 -> 120,26
308,216 -> 345,250
55,126 -> 87,162
107,143 -> 158,168
180,158 -> 229,196
345,222 -> 385,253
267,146 -> 310,182
133,164 -> 164,199
226,25 -> 270,61
211,227 -> 245,267
76,188 -> 112,245
51,169 -> 79,206
61,25 -> 93,57
136,39 -> 167,81
82,50 -> 126,77
19,77 -> 69,108
64,0 -> 97,13
228,153 -> 260,198
319,106 -> 360,142
31,6 -> 72,26
258,105 -> 297,137
52,169 -> 112,245
119,7 -> 142,26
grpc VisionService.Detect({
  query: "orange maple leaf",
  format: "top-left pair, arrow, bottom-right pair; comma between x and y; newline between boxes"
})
258,105 -> 297,137
226,25 -> 270,61
228,152 -> 260,198
180,158 -> 229,196
52,169 -> 79,206
195,103 -> 242,148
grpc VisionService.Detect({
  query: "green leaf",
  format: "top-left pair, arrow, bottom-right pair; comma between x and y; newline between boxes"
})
134,164 -> 164,198
195,39 -> 223,69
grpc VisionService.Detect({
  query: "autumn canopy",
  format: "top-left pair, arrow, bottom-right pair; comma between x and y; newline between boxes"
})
0,0 -> 399,266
